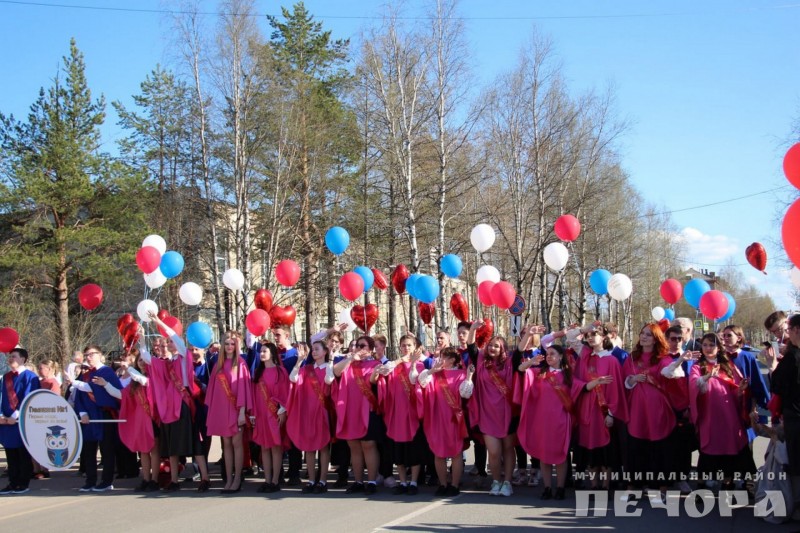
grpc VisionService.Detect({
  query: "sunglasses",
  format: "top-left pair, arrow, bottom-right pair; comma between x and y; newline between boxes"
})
668,337 -> 682,342
356,343 -> 370,349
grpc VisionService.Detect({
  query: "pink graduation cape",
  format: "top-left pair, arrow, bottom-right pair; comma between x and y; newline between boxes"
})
334,359 -> 382,441
689,363 -> 747,455
516,369 -> 584,465
468,350 -> 516,439
574,351 -> 629,449
251,366 -> 289,449
622,355 -> 676,441
119,382 -> 156,453
286,365 -> 332,452
423,369 -> 468,458
147,353 -> 196,424
205,356 -> 253,437
379,361 -> 424,443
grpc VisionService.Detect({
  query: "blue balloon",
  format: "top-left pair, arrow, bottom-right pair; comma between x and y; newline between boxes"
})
353,266 -> 374,292
440,254 -> 463,278
186,322 -> 213,349
663,308 -> 675,322
719,293 -> 736,322
589,269 -> 612,295
415,275 -> 440,304
684,279 -> 711,308
160,250 -> 184,279
325,226 -> 350,256
406,273 -> 422,299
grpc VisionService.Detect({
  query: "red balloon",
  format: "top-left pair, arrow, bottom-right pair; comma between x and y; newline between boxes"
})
135,246 -> 162,274
78,284 -> 103,311
122,321 -> 139,350
783,198 -> 800,269
0,327 -> 20,352
554,214 -> 581,242
475,318 -> 494,349
784,142 -> 800,189
245,309 -> 271,337
450,293 -> 469,322
418,302 -> 435,325
351,304 -> 379,333
491,281 -> 516,310
117,313 -> 135,335
254,289 -> 274,312
269,305 -> 297,326
391,264 -> 410,294
745,242 -> 767,274
657,318 -> 671,333
275,259 -> 301,287
158,316 -> 183,338
339,272 -> 365,302
477,281 -> 495,306
157,309 -> 171,321
659,279 -> 682,305
699,290 -> 729,320
372,268 -> 388,291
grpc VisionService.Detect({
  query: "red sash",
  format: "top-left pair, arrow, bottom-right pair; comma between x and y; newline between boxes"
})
704,363 -> 751,427
4,372 -> 20,411
485,363 -> 513,405
395,362 -> 415,404
542,371 -> 574,415
352,361 -> 379,413
305,366 -> 336,440
133,384 -> 153,420
436,371 -> 467,439
587,356 -> 610,416
167,358 -> 195,419
215,367 -> 238,410
258,381 -> 279,418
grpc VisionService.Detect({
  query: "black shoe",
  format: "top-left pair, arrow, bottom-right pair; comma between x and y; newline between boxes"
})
78,483 -> 94,492
257,482 -> 270,493
12,486 -> 30,494
445,485 -> 460,497
346,482 -> 364,494
435,485 -> 448,497
554,487 -> 566,500
302,482 -> 315,494
334,476 -> 349,489
0,485 -> 14,495
541,487 -> 553,500
393,484 -> 408,495
134,480 -> 149,492
313,482 -> 327,494
286,476 -> 301,486
146,480 -> 159,492
163,482 -> 180,492
197,479 -> 211,493
407,484 -> 418,496
365,482 -> 377,495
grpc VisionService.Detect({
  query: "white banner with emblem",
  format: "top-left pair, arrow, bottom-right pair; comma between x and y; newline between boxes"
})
19,389 -> 82,470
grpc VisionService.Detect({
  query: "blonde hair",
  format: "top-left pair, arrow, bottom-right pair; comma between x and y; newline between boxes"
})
223,331 -> 241,369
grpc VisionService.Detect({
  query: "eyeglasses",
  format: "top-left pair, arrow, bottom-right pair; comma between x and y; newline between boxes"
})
721,334 -> 736,339
589,331 -> 603,337
84,351 -> 101,357
769,324 -> 785,335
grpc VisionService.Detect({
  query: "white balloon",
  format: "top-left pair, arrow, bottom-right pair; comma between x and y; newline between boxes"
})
222,268 -> 245,291
137,299 -> 159,323
470,224 -> 496,253
607,273 -> 633,301
338,307 -> 357,333
179,282 -> 203,306
791,267 -> 800,289
476,265 -> 501,285
543,242 -> 569,271
144,268 -> 167,289
142,234 -> 167,255
651,306 -> 665,321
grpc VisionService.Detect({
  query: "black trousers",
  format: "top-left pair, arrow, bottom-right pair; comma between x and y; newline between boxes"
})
6,446 -> 33,489
286,445 -> 302,478
81,421 -> 118,486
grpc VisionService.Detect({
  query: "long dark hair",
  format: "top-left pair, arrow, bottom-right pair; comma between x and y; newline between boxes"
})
305,340 -> 331,367
538,344 -> 572,386
253,342 -> 284,383
697,332 -> 735,378
440,347 -> 463,369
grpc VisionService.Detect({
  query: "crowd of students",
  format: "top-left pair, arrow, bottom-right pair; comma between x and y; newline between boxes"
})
0,309 -> 794,512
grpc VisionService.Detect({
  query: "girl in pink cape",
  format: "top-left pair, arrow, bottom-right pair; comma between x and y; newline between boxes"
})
689,332 -> 754,490
205,331 -> 253,493
119,350 -> 160,493
286,340 -> 336,494
466,319 -> 521,497
333,335 -> 385,495
377,334 -> 427,495
517,344 -> 609,500
623,323 -> 676,495
251,342 -> 289,494
573,324 -> 629,490
411,347 -> 474,497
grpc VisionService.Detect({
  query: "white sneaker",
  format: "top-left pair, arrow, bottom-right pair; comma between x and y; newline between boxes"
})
500,481 -> 513,497
678,480 -> 692,494
511,468 -> 526,486
528,470 -> 540,487
383,476 -> 397,488
489,480 -> 501,495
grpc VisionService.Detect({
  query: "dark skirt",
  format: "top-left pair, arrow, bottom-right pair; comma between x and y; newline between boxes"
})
697,445 -> 757,481
160,402 -> 203,457
392,425 -> 431,467
359,411 -> 387,442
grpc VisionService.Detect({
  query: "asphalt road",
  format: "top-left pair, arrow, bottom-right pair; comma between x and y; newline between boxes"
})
1,436 -> 796,533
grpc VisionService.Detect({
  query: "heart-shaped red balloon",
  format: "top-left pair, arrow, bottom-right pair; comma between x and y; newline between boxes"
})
269,305 -> 297,326
351,304 -> 379,333
475,317 -> 494,349
117,313 -> 135,335
157,309 -> 171,321
418,302 -> 435,325
449,293 -> 469,322
391,264 -> 410,294
122,320 -> 140,350
372,268 -> 388,291
254,288 -> 274,312
745,242 -> 767,274
159,316 -> 183,338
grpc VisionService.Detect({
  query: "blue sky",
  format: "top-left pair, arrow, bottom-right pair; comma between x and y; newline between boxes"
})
1,0 -> 798,310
